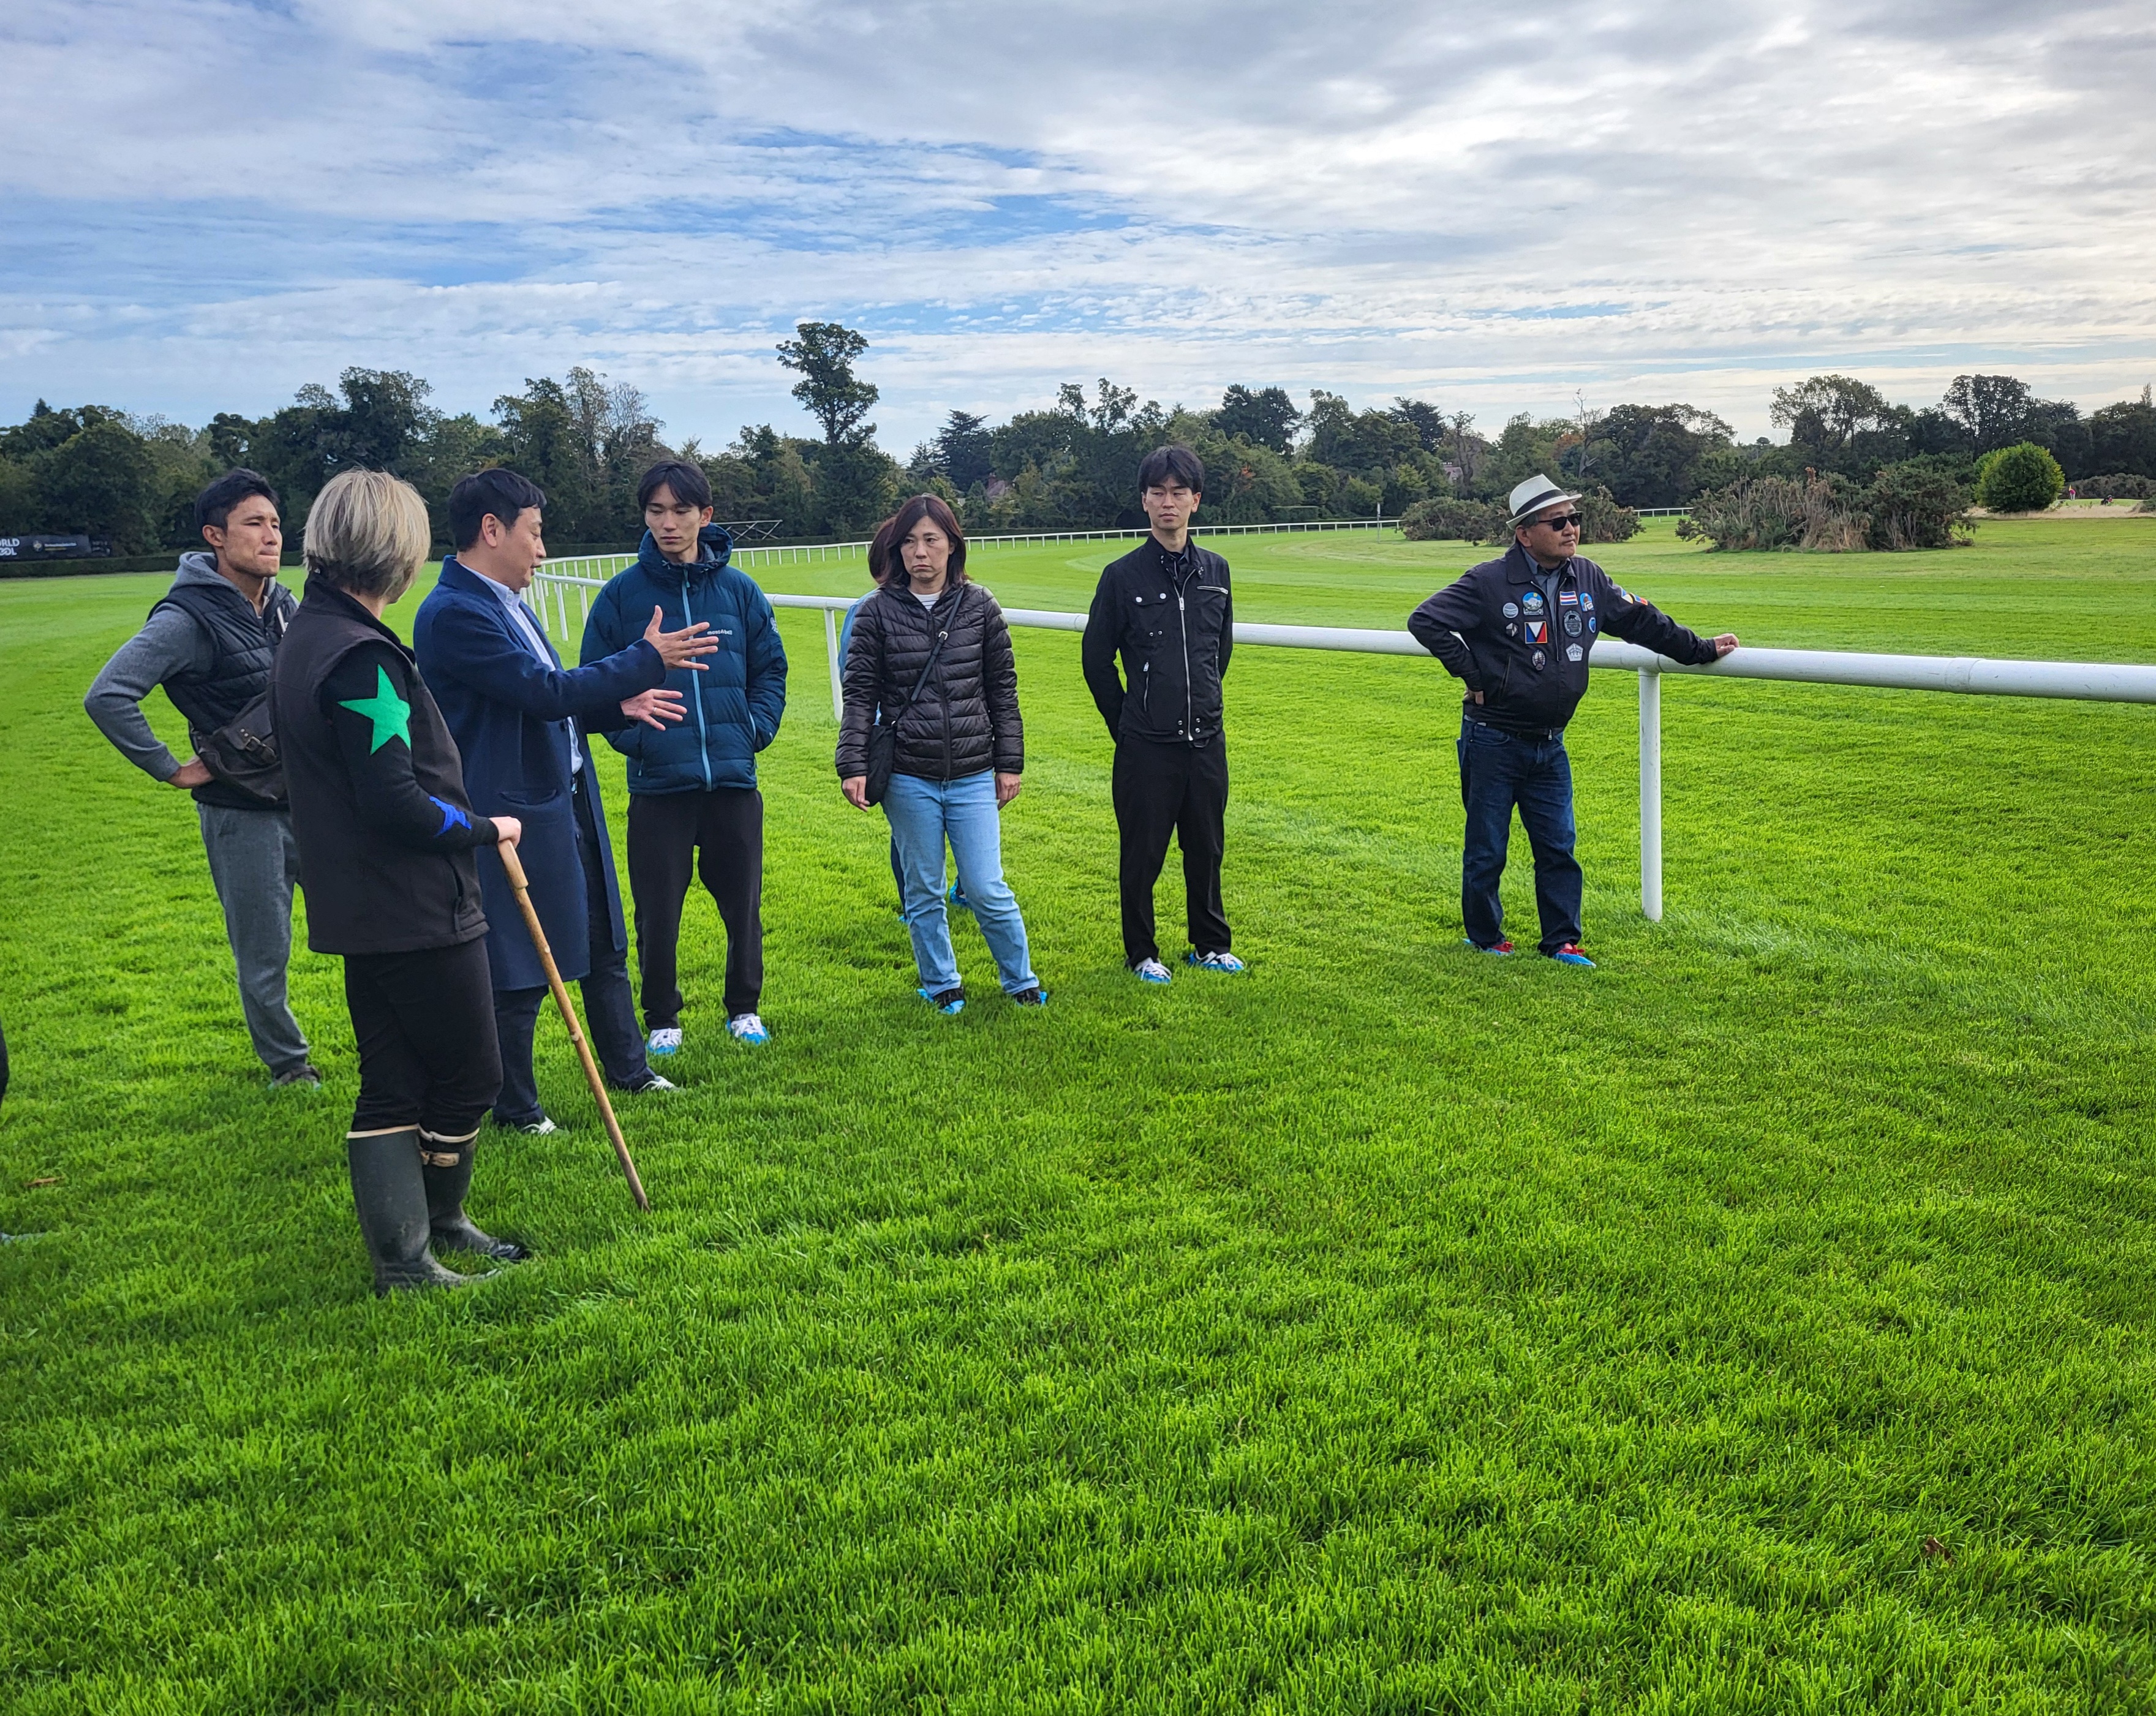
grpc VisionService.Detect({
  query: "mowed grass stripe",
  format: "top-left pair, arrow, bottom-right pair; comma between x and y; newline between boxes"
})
1,521 -> 2152,1710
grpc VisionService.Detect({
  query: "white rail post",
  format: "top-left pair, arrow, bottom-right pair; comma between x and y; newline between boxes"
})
824,608 -> 843,721
1639,668 -> 1663,922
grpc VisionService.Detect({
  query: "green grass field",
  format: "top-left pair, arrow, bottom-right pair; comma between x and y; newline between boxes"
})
4,518 -> 2154,1712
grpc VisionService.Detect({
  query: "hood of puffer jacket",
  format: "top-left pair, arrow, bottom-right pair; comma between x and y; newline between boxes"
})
630,525 -> 734,590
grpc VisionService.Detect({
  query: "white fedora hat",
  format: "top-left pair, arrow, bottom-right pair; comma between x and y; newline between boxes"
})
1506,473 -> 1583,528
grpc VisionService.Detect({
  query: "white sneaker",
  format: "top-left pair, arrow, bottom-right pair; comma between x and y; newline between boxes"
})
728,1013 -> 770,1045
647,1027 -> 683,1056
1133,958 -> 1172,985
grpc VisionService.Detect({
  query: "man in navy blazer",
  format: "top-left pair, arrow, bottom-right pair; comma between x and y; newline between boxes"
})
415,469 -> 720,1132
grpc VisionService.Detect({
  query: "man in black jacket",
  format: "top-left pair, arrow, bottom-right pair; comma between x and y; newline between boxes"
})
84,470 -> 317,1085
1408,473 -> 1738,966
1082,445 -> 1242,983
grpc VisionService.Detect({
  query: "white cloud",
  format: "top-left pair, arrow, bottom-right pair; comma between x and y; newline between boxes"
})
1,0 -> 2152,444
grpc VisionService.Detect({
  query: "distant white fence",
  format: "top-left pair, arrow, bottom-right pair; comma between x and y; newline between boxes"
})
538,517 -> 1404,587
529,564 -> 2156,924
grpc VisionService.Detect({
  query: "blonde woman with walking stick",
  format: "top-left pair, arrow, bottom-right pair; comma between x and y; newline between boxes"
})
271,469 -> 529,1295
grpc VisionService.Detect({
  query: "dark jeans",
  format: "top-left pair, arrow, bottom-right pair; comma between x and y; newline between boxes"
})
1112,734 -> 1231,966
493,780 -> 650,1124
1457,716 -> 1583,954
626,786 -> 764,1028
344,938 -> 502,1137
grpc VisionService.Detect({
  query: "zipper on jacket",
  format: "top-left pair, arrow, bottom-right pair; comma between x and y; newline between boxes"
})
938,589 -> 955,781
1174,558 -> 1196,740
685,578 -> 712,791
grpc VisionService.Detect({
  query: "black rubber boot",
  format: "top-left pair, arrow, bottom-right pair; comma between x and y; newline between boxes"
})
347,1130 -> 491,1295
421,1136 -> 529,1263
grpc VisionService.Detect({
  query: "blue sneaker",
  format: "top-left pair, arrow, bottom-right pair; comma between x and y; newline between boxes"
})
1133,958 -> 1172,984
646,1027 -> 682,1056
1186,949 -> 1246,973
1464,938 -> 1514,955
919,985 -> 965,1015
947,879 -> 972,914
727,1012 -> 770,1045
1548,944 -> 1596,968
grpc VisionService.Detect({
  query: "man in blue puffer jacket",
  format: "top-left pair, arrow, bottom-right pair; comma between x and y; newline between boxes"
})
581,461 -> 788,1052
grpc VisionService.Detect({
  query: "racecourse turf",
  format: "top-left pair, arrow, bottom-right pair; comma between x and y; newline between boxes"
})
2,517 -> 2154,1712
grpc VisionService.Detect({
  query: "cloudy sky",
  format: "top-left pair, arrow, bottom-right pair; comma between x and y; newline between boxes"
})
5,0 -> 2153,451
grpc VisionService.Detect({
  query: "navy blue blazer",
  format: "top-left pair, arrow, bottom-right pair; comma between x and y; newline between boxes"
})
413,558 -> 665,991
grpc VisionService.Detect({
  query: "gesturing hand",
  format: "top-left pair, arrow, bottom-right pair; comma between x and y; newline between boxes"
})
620,687 -> 687,729
643,606 -> 720,671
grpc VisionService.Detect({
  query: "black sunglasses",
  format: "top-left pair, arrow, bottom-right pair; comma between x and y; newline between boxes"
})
1535,512 -> 1585,531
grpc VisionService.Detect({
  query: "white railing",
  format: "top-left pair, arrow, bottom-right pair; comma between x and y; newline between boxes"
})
529,568 -> 2156,920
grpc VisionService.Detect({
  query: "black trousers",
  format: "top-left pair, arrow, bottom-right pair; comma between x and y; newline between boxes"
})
493,779 -> 649,1124
344,938 -> 502,1137
626,786 -> 764,1027
1112,734 -> 1232,966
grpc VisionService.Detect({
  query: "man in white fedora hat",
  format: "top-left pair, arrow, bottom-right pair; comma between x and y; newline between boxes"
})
1407,474 -> 1737,966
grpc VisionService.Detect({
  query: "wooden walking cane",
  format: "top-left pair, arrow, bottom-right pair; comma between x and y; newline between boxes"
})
495,840 -> 650,1211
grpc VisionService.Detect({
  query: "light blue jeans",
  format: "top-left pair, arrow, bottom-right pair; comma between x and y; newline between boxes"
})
883,770 -> 1036,996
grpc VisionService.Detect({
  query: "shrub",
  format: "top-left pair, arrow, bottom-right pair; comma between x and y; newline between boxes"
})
1975,442 -> 2064,513
2079,473 -> 2153,500
1678,466 -> 1973,554
1579,485 -> 1641,544
1677,473 -> 1865,552
1864,460 -> 1976,551
1400,497 -> 1501,542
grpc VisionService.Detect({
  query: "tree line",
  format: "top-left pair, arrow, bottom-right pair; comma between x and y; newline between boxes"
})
4,319 -> 2154,556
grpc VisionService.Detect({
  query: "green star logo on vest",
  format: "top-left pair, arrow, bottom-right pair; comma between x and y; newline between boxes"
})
337,664 -> 413,753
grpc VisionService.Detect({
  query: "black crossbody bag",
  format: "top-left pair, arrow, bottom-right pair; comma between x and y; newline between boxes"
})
864,594 -> 957,806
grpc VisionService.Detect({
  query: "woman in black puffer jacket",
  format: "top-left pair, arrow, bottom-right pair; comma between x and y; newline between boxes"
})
837,497 -> 1042,1013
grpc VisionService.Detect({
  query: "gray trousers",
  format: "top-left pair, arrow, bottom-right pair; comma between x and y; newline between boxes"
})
197,803 -> 311,1077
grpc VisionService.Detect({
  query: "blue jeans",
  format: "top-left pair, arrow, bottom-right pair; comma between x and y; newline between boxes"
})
883,771 -> 1038,995
1457,717 -> 1583,954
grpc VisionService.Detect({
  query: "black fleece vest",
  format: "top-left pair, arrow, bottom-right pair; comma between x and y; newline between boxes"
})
151,577 -> 298,811
272,580 -> 488,956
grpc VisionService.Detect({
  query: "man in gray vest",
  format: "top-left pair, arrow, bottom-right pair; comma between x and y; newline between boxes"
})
85,470 -> 317,1086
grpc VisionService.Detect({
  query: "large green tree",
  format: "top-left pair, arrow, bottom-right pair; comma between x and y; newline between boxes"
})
776,323 -> 879,446
1214,385 -> 1302,454
39,418 -> 159,550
